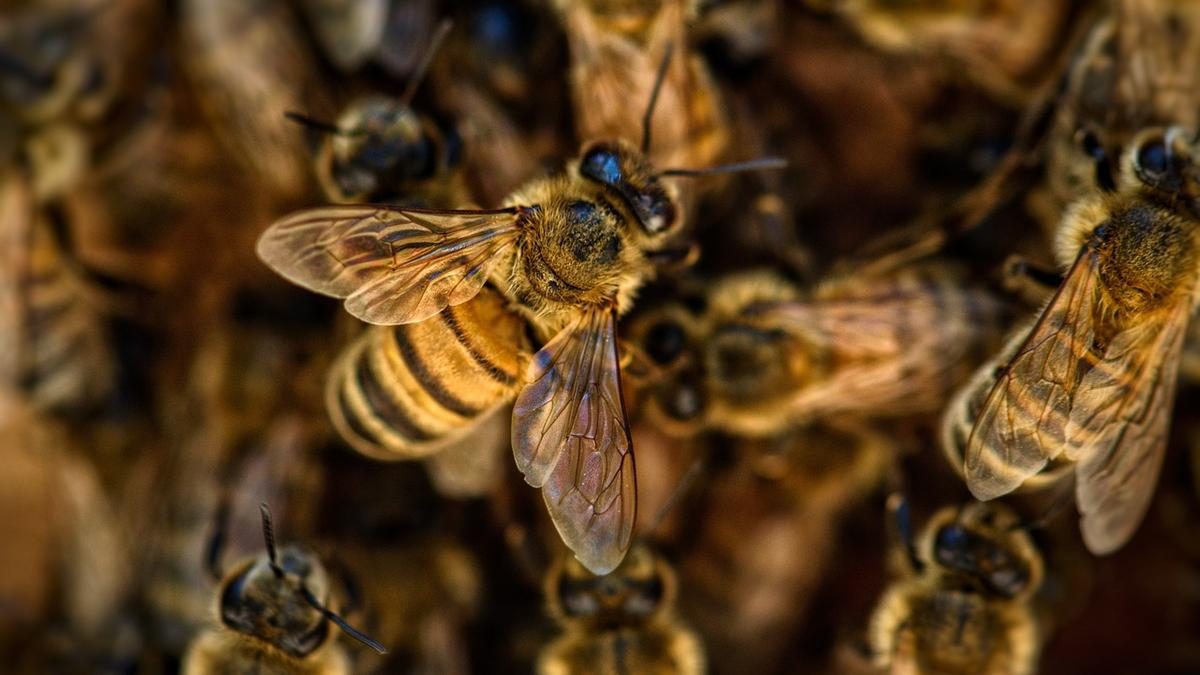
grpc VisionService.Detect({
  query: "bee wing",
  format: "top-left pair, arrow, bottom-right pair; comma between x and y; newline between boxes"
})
1067,300 -> 1189,554
511,309 -> 636,575
965,248 -> 1101,500
256,206 -> 521,325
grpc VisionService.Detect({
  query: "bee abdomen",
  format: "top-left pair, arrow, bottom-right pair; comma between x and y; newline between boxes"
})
326,287 -> 529,459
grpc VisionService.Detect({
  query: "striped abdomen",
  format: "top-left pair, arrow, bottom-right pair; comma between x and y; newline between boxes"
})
1,176 -> 113,414
326,286 -> 530,459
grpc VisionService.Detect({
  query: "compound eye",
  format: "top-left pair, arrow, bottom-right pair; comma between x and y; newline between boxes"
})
644,320 -> 686,365
933,525 -> 968,564
580,147 -> 622,185
1136,136 -> 1170,177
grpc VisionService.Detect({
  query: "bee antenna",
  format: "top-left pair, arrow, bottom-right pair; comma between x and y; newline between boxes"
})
659,157 -> 788,178
283,110 -> 358,137
204,495 -> 232,581
400,18 -> 453,107
641,42 -> 674,155
0,49 -> 52,88
259,503 -> 284,579
299,584 -> 388,654
648,458 -> 705,537
887,493 -> 923,573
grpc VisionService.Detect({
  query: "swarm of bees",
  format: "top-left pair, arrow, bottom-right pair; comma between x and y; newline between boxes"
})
5,0 -> 1200,673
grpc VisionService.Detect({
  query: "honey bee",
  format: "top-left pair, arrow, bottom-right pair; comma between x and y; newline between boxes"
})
180,0 -> 326,200
292,21 -> 467,206
183,504 -> 385,675
628,264 -> 1004,438
0,170 -> 113,415
539,543 -> 704,675
869,497 -> 1045,675
677,422 -> 893,674
813,0 -> 1077,103
955,1 -> 1200,554
552,0 -> 729,171
256,66 -> 784,573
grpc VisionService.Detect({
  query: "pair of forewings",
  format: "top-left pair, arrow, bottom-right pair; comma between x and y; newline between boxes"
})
257,205 -> 634,574
963,246 -> 1187,554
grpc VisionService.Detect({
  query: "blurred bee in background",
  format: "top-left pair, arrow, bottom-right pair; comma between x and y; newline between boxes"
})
0,0 -> 160,200
0,171 -> 114,415
628,263 -> 1005,438
0,398 -> 139,673
290,20 -> 468,207
955,3 -> 1200,552
180,0 -> 328,202
539,543 -> 704,675
257,55 -> 786,573
183,504 -> 385,674
551,0 -> 730,172
810,0 -> 1080,104
868,496 -> 1046,675
677,423 -> 893,673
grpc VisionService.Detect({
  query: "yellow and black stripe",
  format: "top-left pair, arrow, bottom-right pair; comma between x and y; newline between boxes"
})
326,285 -> 530,459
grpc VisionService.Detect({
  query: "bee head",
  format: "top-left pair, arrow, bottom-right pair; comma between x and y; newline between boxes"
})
217,545 -> 334,658
705,321 -> 799,405
321,97 -> 459,202
578,139 -> 680,237
923,503 -> 1043,600
548,544 -> 673,628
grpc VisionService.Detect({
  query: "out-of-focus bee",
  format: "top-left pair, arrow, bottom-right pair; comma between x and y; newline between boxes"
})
0,0 -> 159,200
956,20 -> 1200,555
628,264 -> 1004,438
0,398 -> 138,672
539,543 -> 704,675
0,171 -> 113,415
1038,0 -> 1200,231
183,504 -> 385,674
551,0 -> 729,171
812,0 -> 1078,103
869,497 -> 1045,675
180,0 -> 326,200
256,70 -> 785,573
292,21 -> 467,207
678,422 -> 892,673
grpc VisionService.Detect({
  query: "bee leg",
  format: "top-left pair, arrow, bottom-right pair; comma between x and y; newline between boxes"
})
1002,254 -> 1064,302
886,493 -> 923,575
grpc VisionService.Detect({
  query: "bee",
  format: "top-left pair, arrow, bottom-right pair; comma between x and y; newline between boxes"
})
551,0 -> 729,171
869,496 -> 1045,675
956,1 -> 1200,555
1041,0 -> 1200,220
290,20 -> 467,206
0,398 -> 138,671
677,423 -> 893,674
539,543 -> 704,675
180,0 -> 326,200
183,504 -> 385,675
0,170 -> 114,415
628,265 -> 1004,438
813,0 -> 1077,103
256,57 -> 785,573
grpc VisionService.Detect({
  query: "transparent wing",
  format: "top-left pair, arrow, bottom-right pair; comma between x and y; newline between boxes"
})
256,205 -> 520,324
965,248 -> 1100,500
1068,301 -> 1189,554
511,309 -> 636,575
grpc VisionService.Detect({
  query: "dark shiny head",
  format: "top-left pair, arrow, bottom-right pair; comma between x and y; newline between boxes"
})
578,140 -> 679,235
931,524 -> 1031,598
326,96 -> 460,201
548,545 -> 673,628
921,503 -> 1043,600
217,545 -> 333,658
